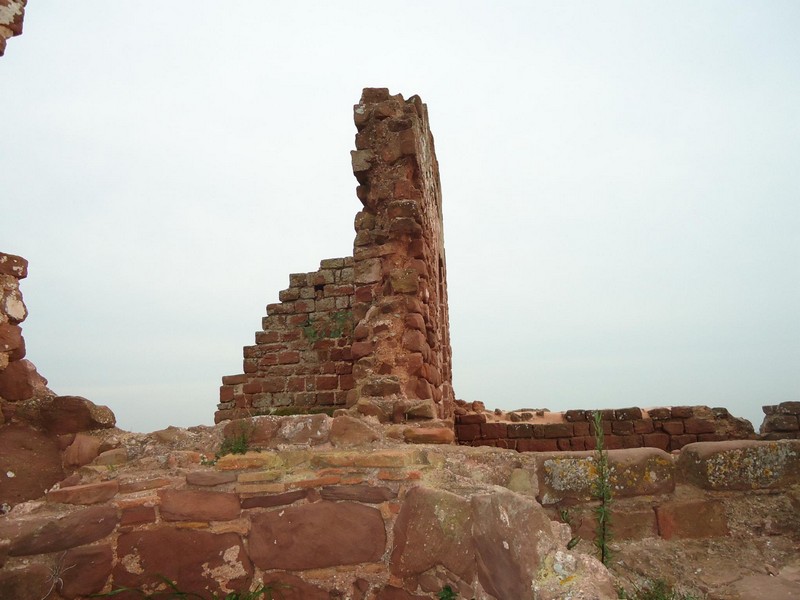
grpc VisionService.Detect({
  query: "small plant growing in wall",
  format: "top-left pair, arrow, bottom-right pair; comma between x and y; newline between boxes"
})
437,585 -> 458,600
591,410 -> 613,566
301,310 -> 353,343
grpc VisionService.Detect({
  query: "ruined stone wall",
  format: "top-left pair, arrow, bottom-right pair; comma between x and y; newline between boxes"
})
456,404 -> 757,452
1,426 -> 797,599
216,258 -> 356,422
0,252 -> 51,406
760,401 -> 800,440
0,0 -> 26,57
218,89 -> 454,424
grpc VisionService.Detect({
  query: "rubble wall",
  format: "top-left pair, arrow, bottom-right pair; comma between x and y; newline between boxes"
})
218,89 -> 454,424
0,0 -> 26,57
1,429 -> 798,599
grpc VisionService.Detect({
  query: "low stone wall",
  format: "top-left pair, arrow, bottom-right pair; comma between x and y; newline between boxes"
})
455,404 -> 755,452
1,426 -> 798,600
760,401 -> 800,439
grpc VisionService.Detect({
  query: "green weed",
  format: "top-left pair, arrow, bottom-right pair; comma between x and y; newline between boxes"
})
591,410 -> 612,566
618,578 -> 704,600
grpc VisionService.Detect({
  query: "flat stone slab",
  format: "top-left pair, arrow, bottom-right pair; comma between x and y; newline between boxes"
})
677,440 -> 800,490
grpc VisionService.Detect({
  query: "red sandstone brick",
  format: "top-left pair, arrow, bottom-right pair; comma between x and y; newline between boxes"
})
573,422 -> 591,436
541,423 -> 573,438
614,407 -> 643,421
557,438 -> 571,451
648,407 -> 671,420
287,377 -> 305,392
589,421 -> 612,435
612,421 -> 635,435
243,359 -> 258,373
642,432 -> 670,451
507,423 -> 534,438
564,410 -> 588,422
604,435 -> 624,450
354,285 -> 374,302
262,377 -> 286,393
495,439 -> 517,450
517,438 -> 558,452
656,500 -> 728,539
350,341 -> 373,360
633,419 -> 655,434
319,361 -> 336,374
456,413 -> 487,424
278,351 -> 300,365
258,355 -> 278,367
315,375 -> 338,391
684,418 -> 717,434
120,505 -> 157,526
669,434 -> 697,451
402,330 -> 428,353
222,374 -> 247,385
621,434 -> 643,448
219,386 -> 234,402
242,381 -> 262,394
480,422 -> 507,439
456,424 -> 481,441
698,433 -> 726,442
255,331 -> 281,344
671,406 -> 694,418
660,420 -> 684,435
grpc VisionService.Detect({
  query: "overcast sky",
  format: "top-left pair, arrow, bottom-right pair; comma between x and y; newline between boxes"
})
2,2 -> 798,432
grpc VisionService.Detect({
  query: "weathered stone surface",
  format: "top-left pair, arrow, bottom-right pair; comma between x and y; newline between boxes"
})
319,484 -> 397,503
38,395 -> 116,433
0,359 -> 35,400
216,451 -> 284,470
261,572 -> 330,600
249,501 -> 385,570
390,486 -> 475,582
185,470 -> 237,486
676,440 -> 800,490
240,489 -> 306,509
62,432 -> 102,467
402,427 -> 454,444
159,489 -> 240,521
0,253 -> 28,278
114,528 -> 252,596
0,423 -> 64,506
375,586 -> 427,600
60,543 -> 114,598
330,414 -> 380,447
655,500 -> 728,539
535,448 -> 674,505
94,447 -> 128,466
0,563 -> 51,600
472,488 -> 561,599
47,480 -> 119,505
1,505 -> 119,556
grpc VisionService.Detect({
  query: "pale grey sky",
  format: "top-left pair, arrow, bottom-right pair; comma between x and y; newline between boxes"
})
2,2 -> 798,432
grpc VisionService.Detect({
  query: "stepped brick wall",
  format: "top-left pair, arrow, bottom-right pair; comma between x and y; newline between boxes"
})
217,89 -> 454,424
455,404 -> 760,452
216,258 -> 357,423
0,0 -> 26,57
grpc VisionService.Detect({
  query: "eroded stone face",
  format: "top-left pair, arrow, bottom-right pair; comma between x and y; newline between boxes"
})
114,528 -> 252,596
248,501 -> 386,570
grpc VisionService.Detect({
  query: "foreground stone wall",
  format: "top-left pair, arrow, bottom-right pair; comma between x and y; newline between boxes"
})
0,0 -> 26,57
218,90 -> 454,424
1,423 -> 798,600
456,404 -> 756,452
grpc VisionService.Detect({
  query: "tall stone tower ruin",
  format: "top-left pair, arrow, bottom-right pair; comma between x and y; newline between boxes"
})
217,89 -> 454,424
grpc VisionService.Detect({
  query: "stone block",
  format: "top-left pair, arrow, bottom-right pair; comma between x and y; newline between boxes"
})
249,501 -> 385,570
655,499 -> 728,539
777,401 -> 800,415
456,423 -> 480,442
647,407 -> 672,420
46,480 -> 119,505
762,414 -> 800,432
642,432 -> 670,451
670,406 -> 694,418
660,420 -> 684,435
684,417 -> 717,434
320,485 -> 397,503
669,434 -> 697,451
115,528 -> 252,595
614,407 -> 643,421
403,427 -> 454,444
507,423 -> 534,438
159,489 -> 240,522
1,505 -> 119,556
60,543 -> 113,598
676,440 -> 800,490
